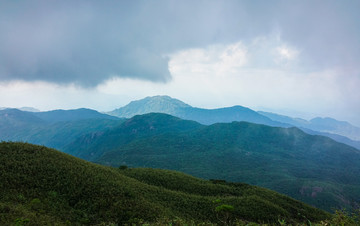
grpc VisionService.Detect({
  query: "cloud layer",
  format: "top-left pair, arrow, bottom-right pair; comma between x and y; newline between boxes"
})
0,0 -> 359,86
0,1 -> 359,126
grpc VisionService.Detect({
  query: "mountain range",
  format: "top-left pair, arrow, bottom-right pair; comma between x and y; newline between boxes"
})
0,106 -> 40,112
63,113 -> 360,212
108,95 -> 286,127
1,96 -> 360,212
258,111 -> 360,142
108,95 -> 360,149
0,108 -> 123,150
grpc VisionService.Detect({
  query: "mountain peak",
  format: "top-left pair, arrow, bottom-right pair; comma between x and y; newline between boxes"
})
108,96 -> 191,118
108,95 -> 285,126
134,95 -> 191,108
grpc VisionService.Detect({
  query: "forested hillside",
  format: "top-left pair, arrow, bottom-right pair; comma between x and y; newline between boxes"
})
0,142 -> 330,225
66,113 -> 360,212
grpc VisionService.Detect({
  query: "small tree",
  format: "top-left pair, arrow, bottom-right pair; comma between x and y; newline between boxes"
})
215,204 -> 234,225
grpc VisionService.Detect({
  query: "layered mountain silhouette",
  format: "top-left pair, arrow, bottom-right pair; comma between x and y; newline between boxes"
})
0,106 -> 40,112
108,95 -> 286,127
0,108 -> 123,149
65,113 -> 360,212
108,96 -> 360,149
259,111 -> 360,142
1,98 -> 360,212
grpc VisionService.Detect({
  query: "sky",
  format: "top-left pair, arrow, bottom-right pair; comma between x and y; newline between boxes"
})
0,0 -> 359,125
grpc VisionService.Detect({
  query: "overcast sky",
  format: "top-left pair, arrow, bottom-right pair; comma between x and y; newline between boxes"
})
0,0 -> 359,125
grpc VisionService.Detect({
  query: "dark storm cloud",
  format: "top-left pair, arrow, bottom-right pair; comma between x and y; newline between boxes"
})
0,0 -> 359,86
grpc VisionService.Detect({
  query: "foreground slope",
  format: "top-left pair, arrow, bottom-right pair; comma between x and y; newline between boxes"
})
66,113 -> 360,212
0,142 -> 329,225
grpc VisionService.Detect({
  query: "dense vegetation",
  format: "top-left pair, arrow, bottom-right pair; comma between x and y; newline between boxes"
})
64,113 -> 203,161
0,142 -> 331,225
65,114 -> 360,212
2,107 -> 360,213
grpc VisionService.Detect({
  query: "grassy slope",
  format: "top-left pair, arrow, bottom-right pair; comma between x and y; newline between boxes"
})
0,142 -> 329,225
94,119 -> 360,212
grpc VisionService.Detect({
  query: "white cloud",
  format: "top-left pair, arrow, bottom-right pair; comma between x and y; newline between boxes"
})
0,35 -> 359,126
277,46 -> 299,60
168,41 -> 248,77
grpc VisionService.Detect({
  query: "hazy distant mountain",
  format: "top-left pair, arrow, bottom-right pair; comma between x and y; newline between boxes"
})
33,108 -> 119,123
108,95 -> 285,127
18,107 -> 40,112
309,117 -> 360,141
257,111 -> 309,128
0,108 -> 44,126
109,95 -> 191,117
0,107 -> 40,112
0,108 -> 123,149
108,96 -> 360,149
67,113 -> 360,212
259,111 -> 360,142
0,108 -> 46,140
302,128 -> 360,150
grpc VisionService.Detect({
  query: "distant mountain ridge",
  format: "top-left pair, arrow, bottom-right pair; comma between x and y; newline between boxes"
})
0,107 -> 40,112
258,111 -> 360,142
110,95 -> 191,117
0,108 -> 46,140
33,108 -> 119,123
108,95 -> 360,148
0,108 -> 122,149
108,95 -> 286,127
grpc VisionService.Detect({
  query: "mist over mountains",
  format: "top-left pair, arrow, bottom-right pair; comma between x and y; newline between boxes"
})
1,97 -> 360,212
108,95 -> 360,149
259,111 -> 360,142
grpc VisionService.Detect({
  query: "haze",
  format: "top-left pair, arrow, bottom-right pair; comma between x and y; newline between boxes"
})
0,0 -> 359,125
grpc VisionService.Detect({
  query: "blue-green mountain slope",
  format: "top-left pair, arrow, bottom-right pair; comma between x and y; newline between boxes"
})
66,113 -> 360,212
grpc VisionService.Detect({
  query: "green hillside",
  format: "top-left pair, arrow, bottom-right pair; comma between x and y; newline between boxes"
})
0,109 -> 46,140
63,113 -> 203,160
65,113 -> 360,212
0,108 -> 124,150
0,142 -> 330,225
33,108 -> 119,123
